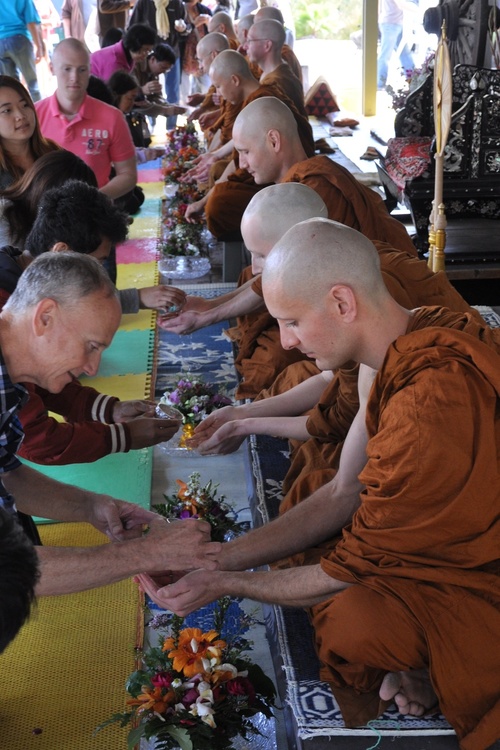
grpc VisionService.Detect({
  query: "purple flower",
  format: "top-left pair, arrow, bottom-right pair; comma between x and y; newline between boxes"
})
181,688 -> 199,708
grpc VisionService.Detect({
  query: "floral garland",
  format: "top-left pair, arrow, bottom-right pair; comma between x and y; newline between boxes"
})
154,472 -> 245,543
97,599 -> 276,750
158,374 -> 232,426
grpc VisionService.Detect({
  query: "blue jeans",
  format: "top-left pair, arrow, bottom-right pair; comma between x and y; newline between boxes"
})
0,34 -> 40,102
165,56 -> 181,130
377,23 -> 414,89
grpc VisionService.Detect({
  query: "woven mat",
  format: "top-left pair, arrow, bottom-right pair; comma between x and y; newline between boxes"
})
0,523 -> 140,750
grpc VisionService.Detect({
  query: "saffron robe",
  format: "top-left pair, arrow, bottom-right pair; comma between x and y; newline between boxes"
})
279,249 -> 492,512
310,307 -> 500,750
231,185 -> 424,399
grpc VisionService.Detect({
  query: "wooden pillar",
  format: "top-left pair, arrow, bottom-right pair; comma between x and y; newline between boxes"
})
362,0 -> 378,115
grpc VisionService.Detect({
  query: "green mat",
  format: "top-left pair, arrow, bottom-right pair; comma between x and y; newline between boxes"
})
27,448 -> 153,523
89,328 -> 155,377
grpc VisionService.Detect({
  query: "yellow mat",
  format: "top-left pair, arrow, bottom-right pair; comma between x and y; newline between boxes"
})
117,261 -> 158,291
0,523 -> 141,749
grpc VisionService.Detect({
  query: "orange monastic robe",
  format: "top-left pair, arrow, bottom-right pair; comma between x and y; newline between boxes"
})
282,155 -> 418,257
311,307 -> 500,750
230,147 -> 426,398
282,43 -> 302,83
280,243 -> 492,510
260,61 -> 306,116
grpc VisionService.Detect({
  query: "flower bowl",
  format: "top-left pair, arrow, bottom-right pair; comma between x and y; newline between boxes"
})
158,255 -> 211,280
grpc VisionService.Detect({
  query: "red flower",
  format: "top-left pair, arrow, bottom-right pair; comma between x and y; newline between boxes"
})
226,676 -> 256,704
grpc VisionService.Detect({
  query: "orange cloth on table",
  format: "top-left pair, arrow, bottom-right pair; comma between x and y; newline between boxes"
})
205,84 -> 314,240
282,155 -> 418,257
282,44 -> 303,83
310,306 -> 500,750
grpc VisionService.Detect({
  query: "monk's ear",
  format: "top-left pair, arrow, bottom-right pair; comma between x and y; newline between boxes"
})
328,284 -> 357,322
267,128 -> 282,151
32,298 -> 59,338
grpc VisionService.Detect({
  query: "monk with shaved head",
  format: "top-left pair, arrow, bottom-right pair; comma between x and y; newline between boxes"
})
183,61 -> 313,223
141,218 -> 500,750
253,6 -> 302,81
204,94 -> 418,251
208,10 -> 238,45
186,32 -> 231,133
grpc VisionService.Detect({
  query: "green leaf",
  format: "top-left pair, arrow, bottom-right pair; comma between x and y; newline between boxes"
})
127,723 -> 146,750
165,725 -> 194,750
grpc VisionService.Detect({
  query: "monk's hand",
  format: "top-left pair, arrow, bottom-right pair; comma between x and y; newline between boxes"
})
187,420 -> 246,455
198,109 -> 220,129
134,569 -> 224,616
157,309 -> 201,334
138,285 -> 186,312
144,517 -> 222,572
181,295 -> 211,313
185,198 -> 207,222
192,405 -> 242,441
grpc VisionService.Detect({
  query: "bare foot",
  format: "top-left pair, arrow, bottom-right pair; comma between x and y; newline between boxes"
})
379,669 -> 438,716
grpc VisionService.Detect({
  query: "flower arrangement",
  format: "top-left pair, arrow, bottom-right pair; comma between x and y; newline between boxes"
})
154,472 -> 244,543
97,599 -> 276,750
162,123 -> 202,186
160,123 -> 208,258
159,375 -> 232,426
386,53 -> 435,112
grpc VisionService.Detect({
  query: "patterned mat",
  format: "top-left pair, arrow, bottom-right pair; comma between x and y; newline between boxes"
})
154,283 -> 239,400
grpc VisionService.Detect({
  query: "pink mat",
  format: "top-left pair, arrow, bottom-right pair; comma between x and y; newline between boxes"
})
116,238 -> 159,264
137,167 -> 162,182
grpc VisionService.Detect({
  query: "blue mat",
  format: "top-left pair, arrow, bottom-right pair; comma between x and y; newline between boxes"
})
154,283 -> 239,399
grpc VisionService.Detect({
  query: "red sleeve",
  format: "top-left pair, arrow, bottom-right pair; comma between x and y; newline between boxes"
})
38,380 -> 118,423
17,383 -> 131,465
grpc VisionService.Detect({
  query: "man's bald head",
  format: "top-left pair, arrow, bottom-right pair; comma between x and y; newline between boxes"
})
197,32 -> 229,73
233,97 -> 300,183
264,218 -> 385,303
197,32 -> 230,57
52,37 -> 90,64
250,18 -> 286,48
241,183 -> 327,272
208,11 -> 235,35
255,5 -> 285,25
236,13 -> 255,40
209,49 -> 254,82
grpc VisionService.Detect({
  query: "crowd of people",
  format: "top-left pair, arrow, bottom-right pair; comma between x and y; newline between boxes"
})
0,2 -> 499,749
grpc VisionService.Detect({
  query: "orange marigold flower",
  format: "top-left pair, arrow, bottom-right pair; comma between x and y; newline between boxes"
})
164,628 -> 227,678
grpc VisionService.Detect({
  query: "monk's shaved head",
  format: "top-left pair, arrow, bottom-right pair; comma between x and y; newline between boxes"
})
208,11 -> 235,34
234,95 -> 298,143
197,32 -> 230,58
237,14 -> 254,32
255,5 -> 285,25
242,183 -> 328,249
209,49 -> 254,81
250,18 -> 286,48
242,184 -> 328,273
263,219 -> 385,305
